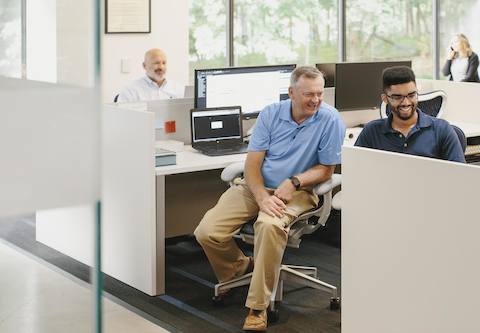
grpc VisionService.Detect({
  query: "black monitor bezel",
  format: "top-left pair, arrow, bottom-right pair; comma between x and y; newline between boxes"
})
327,60 -> 412,112
190,105 -> 244,145
193,64 -> 297,113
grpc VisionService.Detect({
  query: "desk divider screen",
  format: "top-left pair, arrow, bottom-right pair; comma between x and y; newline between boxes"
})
342,146 -> 480,333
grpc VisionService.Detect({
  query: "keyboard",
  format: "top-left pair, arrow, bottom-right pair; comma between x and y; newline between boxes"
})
465,144 -> 480,156
198,145 -> 249,156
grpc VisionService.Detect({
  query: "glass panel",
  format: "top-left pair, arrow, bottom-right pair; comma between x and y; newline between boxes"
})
439,0 -> 480,80
234,0 -> 338,66
189,0 -> 227,82
0,0 -> 102,332
0,0 -> 22,78
346,0 -> 433,78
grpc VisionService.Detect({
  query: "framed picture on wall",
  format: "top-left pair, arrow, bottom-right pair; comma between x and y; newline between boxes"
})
105,0 -> 151,33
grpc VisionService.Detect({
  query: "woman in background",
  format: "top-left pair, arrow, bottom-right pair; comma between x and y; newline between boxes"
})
442,33 -> 479,82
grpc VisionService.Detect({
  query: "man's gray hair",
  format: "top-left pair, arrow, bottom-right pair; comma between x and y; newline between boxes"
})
290,66 -> 324,87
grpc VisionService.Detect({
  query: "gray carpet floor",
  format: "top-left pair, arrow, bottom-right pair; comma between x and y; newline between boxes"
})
0,214 -> 341,333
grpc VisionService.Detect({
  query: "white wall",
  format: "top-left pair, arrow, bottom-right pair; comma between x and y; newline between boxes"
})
26,0 -> 56,82
101,0 -> 189,103
56,0 -> 95,86
26,0 -> 95,86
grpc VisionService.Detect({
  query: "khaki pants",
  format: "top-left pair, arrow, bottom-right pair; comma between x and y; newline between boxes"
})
194,178 -> 318,310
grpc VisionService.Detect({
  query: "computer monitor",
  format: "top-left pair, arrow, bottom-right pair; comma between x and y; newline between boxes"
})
333,61 -> 412,111
315,63 -> 335,88
194,64 -> 296,116
191,106 -> 243,143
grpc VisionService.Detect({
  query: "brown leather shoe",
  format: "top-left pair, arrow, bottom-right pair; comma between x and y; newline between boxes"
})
242,309 -> 267,331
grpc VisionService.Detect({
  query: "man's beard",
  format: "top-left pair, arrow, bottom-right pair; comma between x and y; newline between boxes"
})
390,103 -> 416,121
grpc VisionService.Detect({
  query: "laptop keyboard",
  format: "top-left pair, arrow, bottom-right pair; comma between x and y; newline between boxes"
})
200,145 -> 249,156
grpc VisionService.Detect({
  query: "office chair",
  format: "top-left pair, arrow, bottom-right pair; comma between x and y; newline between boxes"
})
380,90 -> 447,119
212,162 -> 341,321
451,124 -> 467,153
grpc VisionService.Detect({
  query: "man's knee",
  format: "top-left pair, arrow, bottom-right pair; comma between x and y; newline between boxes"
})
254,214 -> 289,236
194,211 -> 214,244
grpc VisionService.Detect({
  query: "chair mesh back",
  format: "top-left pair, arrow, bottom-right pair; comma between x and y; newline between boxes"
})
418,96 -> 443,117
385,95 -> 443,118
385,103 -> 392,117
451,124 -> 467,153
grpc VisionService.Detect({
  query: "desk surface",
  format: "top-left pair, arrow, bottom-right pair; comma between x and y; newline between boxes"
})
155,146 -> 246,176
449,121 -> 480,138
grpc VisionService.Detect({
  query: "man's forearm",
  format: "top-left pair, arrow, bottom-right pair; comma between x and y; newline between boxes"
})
245,163 -> 269,202
295,164 -> 335,188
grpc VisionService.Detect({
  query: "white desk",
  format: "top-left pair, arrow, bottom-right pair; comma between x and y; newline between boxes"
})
156,146 -> 246,175
449,121 -> 480,138
153,147 -> 246,294
156,146 -> 246,247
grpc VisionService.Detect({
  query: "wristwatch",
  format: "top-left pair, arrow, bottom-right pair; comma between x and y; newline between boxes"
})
290,176 -> 301,190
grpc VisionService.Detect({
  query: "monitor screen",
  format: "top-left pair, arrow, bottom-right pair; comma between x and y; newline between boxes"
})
334,61 -> 412,111
194,64 -> 296,115
315,63 -> 335,88
191,107 -> 242,143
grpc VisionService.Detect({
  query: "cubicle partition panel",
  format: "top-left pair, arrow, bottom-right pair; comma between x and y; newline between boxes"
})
38,105 -> 161,295
418,79 -> 480,123
101,105 -> 159,295
1,78 -> 100,216
341,146 -> 480,333
148,97 -> 194,144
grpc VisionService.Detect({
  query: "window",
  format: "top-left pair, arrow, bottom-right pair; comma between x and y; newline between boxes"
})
189,0 -> 227,82
439,0 -> 480,80
233,0 -> 338,66
0,0 -> 22,78
346,0 -> 433,78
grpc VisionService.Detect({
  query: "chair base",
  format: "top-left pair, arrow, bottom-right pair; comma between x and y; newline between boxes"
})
213,264 -> 339,314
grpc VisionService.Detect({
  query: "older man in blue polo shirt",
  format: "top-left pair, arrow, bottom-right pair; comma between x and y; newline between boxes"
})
355,66 -> 465,163
194,66 -> 345,331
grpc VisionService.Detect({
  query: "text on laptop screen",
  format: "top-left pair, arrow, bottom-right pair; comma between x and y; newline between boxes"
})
192,108 -> 242,142
194,65 -> 295,115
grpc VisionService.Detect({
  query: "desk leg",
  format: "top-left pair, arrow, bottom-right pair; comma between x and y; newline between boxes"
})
155,175 -> 166,295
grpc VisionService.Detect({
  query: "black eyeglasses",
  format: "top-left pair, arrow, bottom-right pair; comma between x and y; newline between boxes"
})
385,91 -> 418,103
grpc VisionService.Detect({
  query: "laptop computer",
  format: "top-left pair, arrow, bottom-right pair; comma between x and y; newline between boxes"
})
190,106 -> 249,156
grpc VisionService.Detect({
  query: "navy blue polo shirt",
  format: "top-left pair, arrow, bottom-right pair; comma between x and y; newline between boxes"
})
354,110 -> 465,163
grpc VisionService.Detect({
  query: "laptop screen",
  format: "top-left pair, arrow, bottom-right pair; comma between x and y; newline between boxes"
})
191,107 -> 242,143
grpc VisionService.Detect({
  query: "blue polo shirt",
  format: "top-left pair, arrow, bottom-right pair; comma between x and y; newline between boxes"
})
355,110 -> 465,163
248,99 -> 345,189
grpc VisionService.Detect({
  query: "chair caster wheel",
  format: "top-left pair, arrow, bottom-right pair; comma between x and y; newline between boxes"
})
330,297 -> 340,310
212,295 -> 225,306
268,308 -> 279,323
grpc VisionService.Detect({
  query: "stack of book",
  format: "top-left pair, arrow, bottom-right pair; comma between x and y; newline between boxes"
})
155,148 -> 176,167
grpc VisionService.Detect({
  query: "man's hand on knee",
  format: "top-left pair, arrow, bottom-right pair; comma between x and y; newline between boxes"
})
258,194 -> 286,218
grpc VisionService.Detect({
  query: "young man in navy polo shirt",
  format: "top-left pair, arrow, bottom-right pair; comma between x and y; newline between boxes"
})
355,66 -> 465,163
194,66 -> 345,331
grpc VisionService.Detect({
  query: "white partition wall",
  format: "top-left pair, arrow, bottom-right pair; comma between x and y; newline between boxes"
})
102,105 -> 158,295
342,146 -> 480,333
0,78 -> 100,217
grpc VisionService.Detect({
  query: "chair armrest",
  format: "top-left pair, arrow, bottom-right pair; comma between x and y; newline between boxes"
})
313,173 -> 342,196
221,162 -> 245,182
